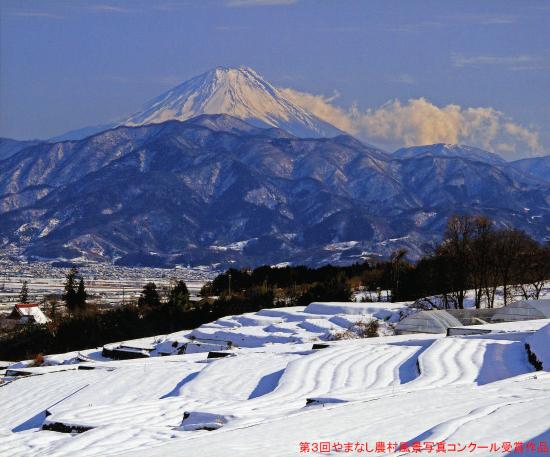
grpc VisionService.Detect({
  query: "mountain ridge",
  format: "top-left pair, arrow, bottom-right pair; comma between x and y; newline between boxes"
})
1,114 -> 549,267
393,143 -> 507,165
511,155 -> 550,184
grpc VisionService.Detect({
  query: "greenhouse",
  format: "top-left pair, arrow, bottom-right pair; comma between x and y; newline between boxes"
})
491,299 -> 550,323
395,310 -> 463,335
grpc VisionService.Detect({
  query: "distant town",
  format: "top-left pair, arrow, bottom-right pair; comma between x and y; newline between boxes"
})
0,256 -> 215,316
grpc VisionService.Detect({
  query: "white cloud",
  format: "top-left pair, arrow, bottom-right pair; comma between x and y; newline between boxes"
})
280,88 -> 544,159
504,123 -> 543,155
280,88 -> 355,134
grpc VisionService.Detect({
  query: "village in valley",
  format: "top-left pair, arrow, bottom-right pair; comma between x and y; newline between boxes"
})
0,257 -> 214,327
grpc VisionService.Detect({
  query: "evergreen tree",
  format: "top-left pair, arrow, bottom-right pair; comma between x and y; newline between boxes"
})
168,280 -> 190,309
63,267 -> 79,314
138,282 -> 161,309
76,277 -> 87,311
47,296 -> 59,322
19,280 -> 29,304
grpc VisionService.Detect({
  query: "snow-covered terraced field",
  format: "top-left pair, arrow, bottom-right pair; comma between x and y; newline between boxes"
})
36,340 -> 417,431
411,336 -> 534,388
0,370 -> 106,432
183,301 -> 410,349
2,303 -> 550,457
42,301 -> 411,362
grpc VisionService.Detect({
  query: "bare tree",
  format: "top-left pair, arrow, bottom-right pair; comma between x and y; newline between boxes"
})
493,229 -> 537,306
469,216 -> 493,308
438,215 -> 475,308
515,243 -> 550,300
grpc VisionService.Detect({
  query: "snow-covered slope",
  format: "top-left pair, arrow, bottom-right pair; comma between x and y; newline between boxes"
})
121,66 -> 343,138
2,301 -> 550,457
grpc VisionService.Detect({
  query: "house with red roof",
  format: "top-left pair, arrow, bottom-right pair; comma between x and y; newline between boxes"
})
7,303 -> 50,325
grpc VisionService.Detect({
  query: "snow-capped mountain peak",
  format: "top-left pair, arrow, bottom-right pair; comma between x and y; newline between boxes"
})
121,66 -> 343,138
393,143 -> 506,165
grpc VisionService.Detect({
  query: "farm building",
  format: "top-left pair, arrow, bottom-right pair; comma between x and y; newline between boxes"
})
395,310 -> 463,335
447,318 -> 550,336
102,342 -> 154,360
6,304 -> 50,325
491,299 -> 550,322
396,299 -> 550,335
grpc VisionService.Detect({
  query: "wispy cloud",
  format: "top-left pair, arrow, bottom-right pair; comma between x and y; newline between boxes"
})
510,63 -> 550,71
311,26 -> 362,33
86,4 -> 131,13
6,10 -> 64,19
152,1 -> 212,12
479,16 -> 516,25
387,21 -> 444,33
390,74 -> 415,85
5,3 -> 134,18
389,14 -> 516,33
446,13 -> 517,25
225,0 -> 297,7
215,25 -> 256,31
451,53 -> 541,68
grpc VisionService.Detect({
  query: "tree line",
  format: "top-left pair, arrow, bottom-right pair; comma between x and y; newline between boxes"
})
393,215 -> 550,308
201,215 -> 549,309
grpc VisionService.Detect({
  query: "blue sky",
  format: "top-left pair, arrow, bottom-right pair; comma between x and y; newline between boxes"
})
1,0 -> 548,157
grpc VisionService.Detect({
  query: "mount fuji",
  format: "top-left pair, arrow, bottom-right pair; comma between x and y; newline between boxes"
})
52,67 -> 343,141
119,66 -> 342,138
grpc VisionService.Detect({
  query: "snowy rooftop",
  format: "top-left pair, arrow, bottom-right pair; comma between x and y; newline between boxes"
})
11,304 -> 50,324
492,299 -> 550,321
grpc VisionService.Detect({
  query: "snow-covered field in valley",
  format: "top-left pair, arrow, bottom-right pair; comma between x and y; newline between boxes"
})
1,301 -> 550,456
